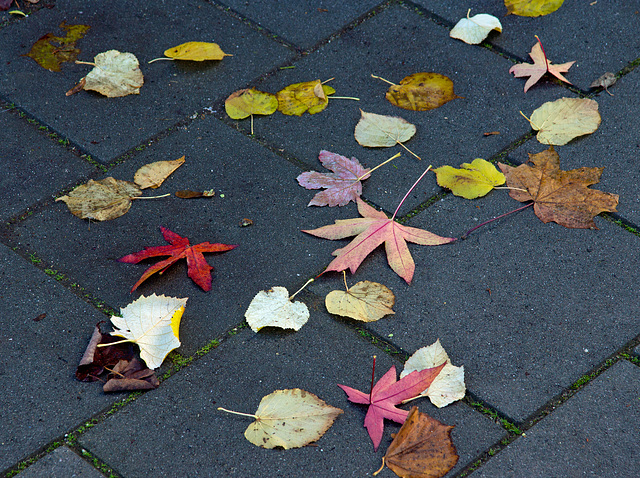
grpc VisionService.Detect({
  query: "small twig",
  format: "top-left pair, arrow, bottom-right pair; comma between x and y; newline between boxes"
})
371,74 -> 397,86
103,366 -> 126,379
217,407 -> 257,419
289,278 -> 314,300
462,202 -> 534,239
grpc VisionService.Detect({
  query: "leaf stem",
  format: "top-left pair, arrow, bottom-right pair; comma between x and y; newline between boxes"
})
321,77 -> 335,84
397,141 -> 421,160
250,114 -> 254,135
494,186 -> 528,192
519,110 -> 540,130
131,194 -> 172,200
342,271 -> 349,292
289,278 -> 314,300
392,165 -> 432,220
148,57 -> 174,63
328,96 -> 360,101
97,338 -> 134,348
75,60 -> 97,66
356,152 -> 400,181
217,407 -> 257,418
371,74 -> 397,86
462,202 -> 533,239
373,457 -> 386,476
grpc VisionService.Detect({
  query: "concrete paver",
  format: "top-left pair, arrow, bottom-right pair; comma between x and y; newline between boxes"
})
17,446 -> 105,478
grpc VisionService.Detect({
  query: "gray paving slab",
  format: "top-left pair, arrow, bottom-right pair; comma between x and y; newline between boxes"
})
17,446 -> 105,478
1,109 -> 96,222
0,0 -> 293,164
0,243 -> 117,473
414,0 -> 640,91
507,68 -> 640,225
78,312 -> 505,477
230,3 -> 569,215
11,115 -> 363,357
308,190 -> 640,423
216,0 -> 384,49
469,360 -> 640,477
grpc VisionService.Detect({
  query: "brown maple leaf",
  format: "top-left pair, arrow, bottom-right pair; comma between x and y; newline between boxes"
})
498,148 -> 619,229
509,38 -> 574,92
118,226 -> 237,292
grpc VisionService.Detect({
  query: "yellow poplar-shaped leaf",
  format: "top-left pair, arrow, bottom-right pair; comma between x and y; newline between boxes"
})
385,73 -> 461,111
56,177 -> 142,221
134,156 -> 185,189
400,339 -> 466,408
82,50 -> 144,97
326,280 -> 395,322
354,109 -> 416,147
450,12 -> 502,45
433,158 -> 505,199
225,88 -> 278,119
164,42 -> 231,61
276,79 -> 336,116
527,97 -> 601,145
505,0 -> 564,17
241,389 -> 343,449
245,286 -> 309,332
110,293 -> 188,369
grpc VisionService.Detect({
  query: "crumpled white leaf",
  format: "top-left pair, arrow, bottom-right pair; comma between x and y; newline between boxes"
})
245,286 -> 309,332
450,11 -> 502,45
82,50 -> 144,97
400,339 -> 465,408
110,293 -> 187,369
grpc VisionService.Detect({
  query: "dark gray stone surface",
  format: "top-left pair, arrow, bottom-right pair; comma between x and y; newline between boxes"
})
0,109 -> 96,222
469,360 -> 640,478
17,446 -> 105,478
0,0 -> 293,164
0,244 -> 116,472
79,313 -> 505,477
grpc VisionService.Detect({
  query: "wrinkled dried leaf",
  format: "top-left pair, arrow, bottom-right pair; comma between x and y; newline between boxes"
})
354,110 -> 416,148
385,73 -> 461,111
225,88 -> 278,119
76,323 -> 136,382
25,22 -> 90,71
526,97 -> 600,145
82,50 -> 144,97
164,42 -> 231,61
590,72 -> 616,95
109,293 -> 187,369
276,79 -> 336,116
56,177 -> 142,221
326,280 -> 395,322
509,40 -> 574,92
450,11 -> 502,45
103,357 -> 159,392
498,147 -> 619,228
379,407 -> 458,478
245,286 -> 309,332
134,156 -> 185,189
433,158 -> 505,199
229,389 -> 343,449
400,340 -> 466,408
505,0 -> 564,17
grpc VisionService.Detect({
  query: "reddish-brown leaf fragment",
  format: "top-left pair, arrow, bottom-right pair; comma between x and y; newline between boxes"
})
66,77 -> 86,96
76,323 -> 136,382
33,313 -> 47,322
103,358 -> 159,392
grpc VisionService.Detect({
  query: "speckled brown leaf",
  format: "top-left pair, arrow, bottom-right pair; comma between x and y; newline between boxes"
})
385,73 -> 461,111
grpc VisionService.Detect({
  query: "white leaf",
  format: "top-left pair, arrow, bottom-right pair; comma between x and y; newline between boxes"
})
245,286 -> 309,332
450,12 -> 502,45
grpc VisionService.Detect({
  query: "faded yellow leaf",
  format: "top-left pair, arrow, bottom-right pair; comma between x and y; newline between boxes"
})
450,12 -> 502,45
385,73 -> 461,111
164,42 -> 231,61
276,79 -> 336,116
82,50 -> 144,97
354,110 -> 416,148
505,0 -> 564,17
433,158 -> 505,199
25,21 -> 90,72
225,88 -> 278,119
134,156 -> 185,189
326,280 -> 395,322
527,97 -> 601,145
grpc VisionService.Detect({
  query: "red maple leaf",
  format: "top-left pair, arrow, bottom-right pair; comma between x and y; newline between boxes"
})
118,226 -> 237,292
338,363 -> 445,451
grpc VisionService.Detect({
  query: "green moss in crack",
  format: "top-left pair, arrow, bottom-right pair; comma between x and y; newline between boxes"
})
28,253 -> 42,265
80,450 -> 119,478
469,401 -> 522,435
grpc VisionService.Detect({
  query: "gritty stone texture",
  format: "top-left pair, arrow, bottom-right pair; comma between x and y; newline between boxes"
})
17,446 -> 105,478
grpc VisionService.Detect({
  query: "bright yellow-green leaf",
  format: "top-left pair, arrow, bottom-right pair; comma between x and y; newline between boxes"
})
433,158 -> 505,199
225,88 -> 278,119
25,21 -> 90,72
385,72 -> 461,111
505,0 -> 564,17
164,42 -> 232,61
276,79 -> 335,116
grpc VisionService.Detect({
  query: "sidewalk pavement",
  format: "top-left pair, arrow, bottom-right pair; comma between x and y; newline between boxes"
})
2,1 -> 639,477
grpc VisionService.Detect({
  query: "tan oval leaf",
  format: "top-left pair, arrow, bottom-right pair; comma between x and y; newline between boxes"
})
385,73 -> 461,111
326,280 -> 395,322
134,156 -> 185,189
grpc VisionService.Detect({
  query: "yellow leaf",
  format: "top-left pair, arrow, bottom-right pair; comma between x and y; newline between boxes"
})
244,286 -> 309,332
276,79 -> 336,116
354,110 -> 416,147
527,97 -> 601,146
134,156 -> 185,189
505,0 -> 564,17
225,88 -> 278,119
242,389 -> 343,449
109,294 -> 188,369
433,158 -> 505,199
164,42 -> 231,61
385,72 -> 461,111
82,50 -> 144,97
326,280 -> 395,322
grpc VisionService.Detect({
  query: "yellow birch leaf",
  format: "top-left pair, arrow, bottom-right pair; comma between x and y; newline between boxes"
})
225,88 -> 278,119
55,177 -> 142,221
276,79 -> 336,116
164,41 -> 232,61
385,73 -> 461,111
433,158 -> 505,199
527,97 -> 601,145
326,280 -> 395,322
109,294 -> 188,369
134,156 -> 185,189
505,0 -> 564,17
82,50 -> 144,97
